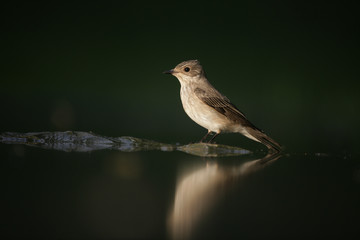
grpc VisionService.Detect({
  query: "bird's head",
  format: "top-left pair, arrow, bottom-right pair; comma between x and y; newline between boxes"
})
163,60 -> 206,84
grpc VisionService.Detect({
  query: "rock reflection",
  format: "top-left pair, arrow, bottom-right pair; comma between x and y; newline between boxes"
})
168,153 -> 281,240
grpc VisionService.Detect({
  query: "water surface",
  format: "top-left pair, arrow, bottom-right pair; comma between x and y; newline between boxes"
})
1,132 -> 359,239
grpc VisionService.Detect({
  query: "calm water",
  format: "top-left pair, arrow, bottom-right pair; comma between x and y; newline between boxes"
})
1,139 -> 359,239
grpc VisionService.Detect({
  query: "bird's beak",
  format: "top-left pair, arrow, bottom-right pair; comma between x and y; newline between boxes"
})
163,69 -> 175,75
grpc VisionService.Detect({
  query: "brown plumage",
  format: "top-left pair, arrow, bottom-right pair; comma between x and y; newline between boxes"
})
164,60 -> 282,153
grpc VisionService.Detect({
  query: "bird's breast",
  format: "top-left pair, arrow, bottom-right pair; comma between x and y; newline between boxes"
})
180,85 -> 234,132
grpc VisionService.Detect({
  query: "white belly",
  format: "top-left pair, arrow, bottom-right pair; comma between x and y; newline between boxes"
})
180,86 -> 236,133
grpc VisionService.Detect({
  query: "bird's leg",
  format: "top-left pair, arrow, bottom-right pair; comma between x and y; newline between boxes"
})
208,132 -> 220,143
200,130 -> 211,143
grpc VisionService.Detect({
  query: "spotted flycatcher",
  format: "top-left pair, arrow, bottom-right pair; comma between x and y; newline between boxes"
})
164,60 -> 281,152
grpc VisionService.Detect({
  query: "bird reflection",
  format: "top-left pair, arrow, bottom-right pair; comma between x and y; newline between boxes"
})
168,153 -> 282,240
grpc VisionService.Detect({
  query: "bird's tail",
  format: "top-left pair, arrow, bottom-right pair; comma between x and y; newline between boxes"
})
243,127 -> 282,153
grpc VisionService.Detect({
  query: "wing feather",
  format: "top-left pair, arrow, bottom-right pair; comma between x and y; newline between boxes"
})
194,87 -> 250,125
194,87 -> 282,152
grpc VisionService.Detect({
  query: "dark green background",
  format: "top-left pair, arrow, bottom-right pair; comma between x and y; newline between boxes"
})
1,1 -> 359,153
2,2 -> 360,240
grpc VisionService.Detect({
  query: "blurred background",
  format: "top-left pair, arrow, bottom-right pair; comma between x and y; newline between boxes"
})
2,2 -> 360,239
1,1 -> 359,153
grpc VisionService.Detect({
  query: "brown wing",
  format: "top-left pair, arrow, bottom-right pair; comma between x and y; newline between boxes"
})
194,87 -> 252,126
194,87 -> 282,151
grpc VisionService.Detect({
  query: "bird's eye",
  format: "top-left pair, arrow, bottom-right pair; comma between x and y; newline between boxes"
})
184,67 -> 190,72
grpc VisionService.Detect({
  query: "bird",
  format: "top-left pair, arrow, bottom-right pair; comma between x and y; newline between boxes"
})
163,59 -> 282,153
